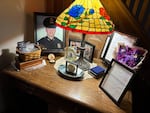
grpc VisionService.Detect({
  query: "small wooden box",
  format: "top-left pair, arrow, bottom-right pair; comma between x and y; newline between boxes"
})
16,58 -> 43,70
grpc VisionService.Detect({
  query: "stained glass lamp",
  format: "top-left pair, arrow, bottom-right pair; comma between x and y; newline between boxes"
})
56,0 -> 115,71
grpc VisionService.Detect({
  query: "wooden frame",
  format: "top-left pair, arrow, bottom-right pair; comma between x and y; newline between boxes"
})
69,38 -> 95,62
99,59 -> 135,105
34,12 -> 66,54
100,31 -> 137,65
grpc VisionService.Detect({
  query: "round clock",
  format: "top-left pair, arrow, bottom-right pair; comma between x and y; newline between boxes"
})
48,53 -> 55,63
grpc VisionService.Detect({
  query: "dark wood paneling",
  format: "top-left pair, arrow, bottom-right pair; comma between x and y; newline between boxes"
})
46,0 -> 73,16
121,0 -> 150,45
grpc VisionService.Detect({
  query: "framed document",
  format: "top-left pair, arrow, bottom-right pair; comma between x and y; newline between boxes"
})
101,31 -> 137,65
99,59 -> 135,105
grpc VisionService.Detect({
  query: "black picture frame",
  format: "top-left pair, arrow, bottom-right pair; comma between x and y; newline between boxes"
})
84,41 -> 95,62
100,31 -> 137,65
99,59 -> 135,105
66,61 -> 78,75
69,38 -> 95,62
34,12 -> 66,54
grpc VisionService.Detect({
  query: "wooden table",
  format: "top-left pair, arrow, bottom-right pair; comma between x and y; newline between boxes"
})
0,57 -> 132,113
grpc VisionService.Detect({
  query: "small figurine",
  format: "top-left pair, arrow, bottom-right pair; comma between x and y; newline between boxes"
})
48,53 -> 55,63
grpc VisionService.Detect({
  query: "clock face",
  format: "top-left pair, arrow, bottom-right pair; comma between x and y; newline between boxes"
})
48,53 -> 56,63
65,47 -> 77,62
48,54 -> 55,60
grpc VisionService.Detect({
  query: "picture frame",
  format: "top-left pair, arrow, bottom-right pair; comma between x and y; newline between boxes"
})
99,59 -> 135,105
66,61 -> 78,75
100,31 -> 137,65
64,46 -> 77,62
34,12 -> 66,54
84,41 -> 95,62
69,38 -> 95,62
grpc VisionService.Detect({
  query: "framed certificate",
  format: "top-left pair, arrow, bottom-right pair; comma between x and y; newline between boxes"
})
99,59 -> 135,105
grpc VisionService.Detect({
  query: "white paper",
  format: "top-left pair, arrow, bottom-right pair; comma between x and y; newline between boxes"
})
101,62 -> 133,101
24,60 -> 47,71
101,36 -> 111,58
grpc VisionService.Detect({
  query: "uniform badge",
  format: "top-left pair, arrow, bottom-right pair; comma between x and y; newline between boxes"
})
57,43 -> 61,48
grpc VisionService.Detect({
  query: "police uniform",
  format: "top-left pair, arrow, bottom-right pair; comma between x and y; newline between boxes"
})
38,36 -> 62,49
38,17 -> 63,50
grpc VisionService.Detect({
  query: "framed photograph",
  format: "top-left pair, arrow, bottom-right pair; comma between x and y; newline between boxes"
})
34,12 -> 66,54
69,38 -> 95,62
100,31 -> 137,65
100,35 -> 111,59
99,59 -> 135,105
69,38 -> 81,56
64,47 -> 77,62
66,61 -> 78,75
84,41 -> 95,62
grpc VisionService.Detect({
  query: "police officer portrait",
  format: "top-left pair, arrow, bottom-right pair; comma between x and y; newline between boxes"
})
34,12 -> 65,53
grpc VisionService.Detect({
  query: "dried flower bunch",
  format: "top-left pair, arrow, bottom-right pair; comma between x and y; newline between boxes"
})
116,44 -> 147,69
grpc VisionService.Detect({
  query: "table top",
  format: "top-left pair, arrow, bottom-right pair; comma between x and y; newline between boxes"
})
1,57 -> 132,113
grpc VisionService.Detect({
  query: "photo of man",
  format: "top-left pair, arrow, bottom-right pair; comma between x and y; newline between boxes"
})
37,17 -> 63,50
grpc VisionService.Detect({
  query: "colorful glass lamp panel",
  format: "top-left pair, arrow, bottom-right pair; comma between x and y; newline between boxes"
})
56,0 -> 115,34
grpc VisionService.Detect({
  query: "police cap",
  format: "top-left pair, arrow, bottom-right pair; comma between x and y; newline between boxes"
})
43,17 -> 56,28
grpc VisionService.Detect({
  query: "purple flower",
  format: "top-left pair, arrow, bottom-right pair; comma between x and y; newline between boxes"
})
116,45 -> 144,68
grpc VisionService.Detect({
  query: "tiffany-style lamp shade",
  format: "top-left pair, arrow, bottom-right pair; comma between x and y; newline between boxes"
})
56,0 -> 115,71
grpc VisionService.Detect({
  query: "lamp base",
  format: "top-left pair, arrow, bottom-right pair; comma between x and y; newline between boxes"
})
75,56 -> 90,71
74,33 -> 90,71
